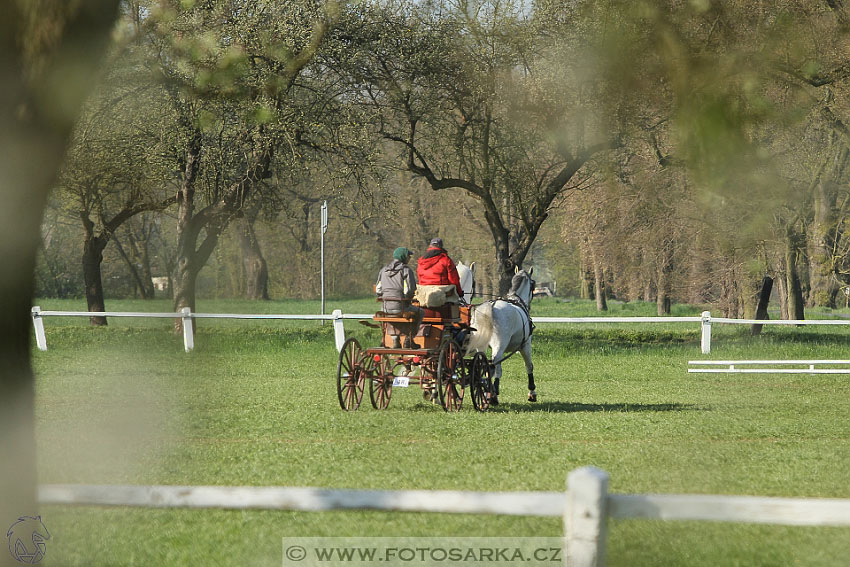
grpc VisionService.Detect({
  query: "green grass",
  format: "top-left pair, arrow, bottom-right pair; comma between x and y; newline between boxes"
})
31,299 -> 850,566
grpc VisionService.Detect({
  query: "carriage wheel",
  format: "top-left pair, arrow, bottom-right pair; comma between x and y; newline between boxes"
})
436,339 -> 465,412
336,337 -> 366,411
369,356 -> 393,410
469,352 -> 494,412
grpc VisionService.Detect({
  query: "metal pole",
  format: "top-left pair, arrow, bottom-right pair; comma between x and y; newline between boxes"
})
321,201 -> 328,322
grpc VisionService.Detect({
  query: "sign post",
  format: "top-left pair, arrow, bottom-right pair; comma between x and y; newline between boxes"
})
321,201 -> 328,322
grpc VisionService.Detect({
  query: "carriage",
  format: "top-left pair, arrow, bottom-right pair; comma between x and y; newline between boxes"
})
335,298 -> 495,412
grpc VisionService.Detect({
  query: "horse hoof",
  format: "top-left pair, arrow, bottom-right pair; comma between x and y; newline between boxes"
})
528,391 -> 537,402
490,395 -> 499,406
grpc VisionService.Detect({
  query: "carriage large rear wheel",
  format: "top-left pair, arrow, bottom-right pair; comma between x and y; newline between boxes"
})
337,337 -> 367,411
469,352 -> 494,412
369,356 -> 393,410
436,339 -> 465,412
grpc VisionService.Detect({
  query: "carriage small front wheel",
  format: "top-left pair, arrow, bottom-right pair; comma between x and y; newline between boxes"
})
337,337 -> 367,411
436,339 -> 465,412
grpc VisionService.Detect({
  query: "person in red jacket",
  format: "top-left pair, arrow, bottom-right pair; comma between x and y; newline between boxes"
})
416,238 -> 463,299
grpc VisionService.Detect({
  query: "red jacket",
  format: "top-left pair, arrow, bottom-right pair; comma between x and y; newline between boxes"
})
417,247 -> 463,297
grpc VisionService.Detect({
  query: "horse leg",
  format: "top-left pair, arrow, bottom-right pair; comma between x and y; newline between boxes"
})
489,346 -> 505,406
520,341 -> 536,402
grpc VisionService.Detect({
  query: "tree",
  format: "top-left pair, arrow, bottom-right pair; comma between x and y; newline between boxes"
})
142,0 -> 339,326
112,212 -> 163,299
330,0 -> 616,293
59,91 -> 176,323
580,0 -> 850,317
0,1 -> 119,561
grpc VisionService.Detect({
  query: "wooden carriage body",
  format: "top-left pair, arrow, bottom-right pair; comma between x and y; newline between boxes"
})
372,303 -> 470,351
336,299 -> 489,413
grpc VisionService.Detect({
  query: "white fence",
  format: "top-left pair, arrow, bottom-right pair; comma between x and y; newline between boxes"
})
30,306 -> 351,353
689,360 -> 850,374
31,307 -> 850,354
38,467 -> 850,567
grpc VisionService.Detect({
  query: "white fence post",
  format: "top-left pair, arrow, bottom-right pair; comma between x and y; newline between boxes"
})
181,307 -> 194,353
332,309 -> 345,352
700,311 -> 711,354
31,306 -> 47,351
565,466 -> 609,567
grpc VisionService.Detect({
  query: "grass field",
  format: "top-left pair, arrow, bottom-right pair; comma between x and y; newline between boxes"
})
31,298 -> 850,566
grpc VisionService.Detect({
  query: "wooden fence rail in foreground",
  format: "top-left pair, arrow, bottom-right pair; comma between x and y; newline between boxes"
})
31,307 -> 850,355
38,467 -> 850,567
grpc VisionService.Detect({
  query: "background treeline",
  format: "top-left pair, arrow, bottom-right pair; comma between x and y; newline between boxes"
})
36,0 -> 850,320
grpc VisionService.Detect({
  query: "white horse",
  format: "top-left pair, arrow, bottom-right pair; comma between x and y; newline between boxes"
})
456,261 -> 476,300
465,267 -> 536,404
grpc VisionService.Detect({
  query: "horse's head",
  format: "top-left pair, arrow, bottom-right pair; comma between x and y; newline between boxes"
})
457,261 -> 476,300
508,266 -> 535,307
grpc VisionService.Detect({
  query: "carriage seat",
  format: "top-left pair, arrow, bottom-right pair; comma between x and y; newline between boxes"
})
373,310 -> 419,324
373,296 -> 417,322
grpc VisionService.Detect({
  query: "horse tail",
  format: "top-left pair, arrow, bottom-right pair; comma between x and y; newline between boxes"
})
466,302 -> 494,355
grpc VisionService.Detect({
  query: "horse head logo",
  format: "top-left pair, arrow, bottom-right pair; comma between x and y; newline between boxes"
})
7,516 -> 50,564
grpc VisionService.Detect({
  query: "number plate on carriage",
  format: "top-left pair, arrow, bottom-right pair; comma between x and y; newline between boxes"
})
392,376 -> 410,387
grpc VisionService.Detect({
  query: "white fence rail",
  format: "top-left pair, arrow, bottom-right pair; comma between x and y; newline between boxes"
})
31,306 -> 352,353
38,467 -> 850,567
31,307 -> 850,355
689,360 -> 850,374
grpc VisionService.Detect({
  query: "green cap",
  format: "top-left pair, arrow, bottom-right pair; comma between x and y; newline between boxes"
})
393,247 -> 412,261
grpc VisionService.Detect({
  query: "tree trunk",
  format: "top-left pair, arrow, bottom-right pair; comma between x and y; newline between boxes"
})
495,244 -> 514,296
656,246 -> 673,315
173,131 -> 203,332
590,249 -> 608,311
720,269 -> 740,318
0,175 -> 43,567
594,263 -> 607,311
775,266 -> 789,320
82,236 -> 108,326
786,225 -> 806,321
809,178 -> 841,308
741,273 -> 762,320
643,280 -> 653,302
751,276 -> 773,335
171,125 -> 270,329
173,256 -> 199,319
0,2 -> 120,563
238,215 -> 269,300
579,258 -> 592,300
657,292 -> 671,316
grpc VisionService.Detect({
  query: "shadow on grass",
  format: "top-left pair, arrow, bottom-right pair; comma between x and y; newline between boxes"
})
533,329 -> 700,352
493,401 -> 704,413
734,330 -> 850,347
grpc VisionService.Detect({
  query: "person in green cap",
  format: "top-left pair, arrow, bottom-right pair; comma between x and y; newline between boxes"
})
376,247 -> 423,348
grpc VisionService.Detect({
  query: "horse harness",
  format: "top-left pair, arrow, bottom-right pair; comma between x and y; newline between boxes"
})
487,294 -> 535,366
